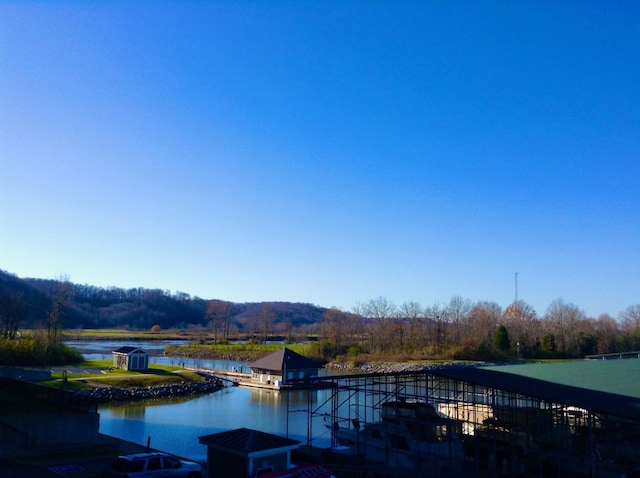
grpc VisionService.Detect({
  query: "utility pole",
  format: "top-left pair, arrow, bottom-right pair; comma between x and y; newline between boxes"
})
515,272 -> 518,302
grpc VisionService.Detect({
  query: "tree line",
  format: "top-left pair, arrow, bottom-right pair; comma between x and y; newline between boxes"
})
316,296 -> 640,361
1,269 -> 639,363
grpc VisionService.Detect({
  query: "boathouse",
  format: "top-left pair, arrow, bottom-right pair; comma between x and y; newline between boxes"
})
248,347 -> 319,388
198,428 -> 300,478
112,346 -> 149,371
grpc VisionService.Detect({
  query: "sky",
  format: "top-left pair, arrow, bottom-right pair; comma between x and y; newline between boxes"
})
1,1 -> 638,319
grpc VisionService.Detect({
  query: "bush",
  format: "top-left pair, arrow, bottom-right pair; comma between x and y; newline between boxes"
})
0,336 -> 83,366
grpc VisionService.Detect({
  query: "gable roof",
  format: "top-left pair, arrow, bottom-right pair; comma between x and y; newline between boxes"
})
248,348 -> 319,372
113,346 -> 146,354
198,427 -> 299,454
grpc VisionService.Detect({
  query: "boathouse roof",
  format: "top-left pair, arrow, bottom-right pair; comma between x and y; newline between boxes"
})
248,347 -> 319,372
435,359 -> 640,422
198,427 -> 299,454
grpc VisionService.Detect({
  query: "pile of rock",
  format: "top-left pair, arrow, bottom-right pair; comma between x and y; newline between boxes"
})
327,361 -> 488,374
82,374 -> 225,403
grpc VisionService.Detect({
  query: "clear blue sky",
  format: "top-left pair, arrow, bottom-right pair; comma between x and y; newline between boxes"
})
1,1 -> 638,319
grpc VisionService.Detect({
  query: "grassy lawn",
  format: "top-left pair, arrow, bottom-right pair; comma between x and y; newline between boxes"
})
172,343 -> 308,354
42,361 -> 205,391
62,329 -> 190,340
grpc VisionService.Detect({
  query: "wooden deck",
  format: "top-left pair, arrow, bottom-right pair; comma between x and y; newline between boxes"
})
188,367 -> 330,391
188,368 -> 289,390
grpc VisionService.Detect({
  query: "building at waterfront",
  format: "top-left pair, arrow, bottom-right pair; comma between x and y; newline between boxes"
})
248,347 -> 319,388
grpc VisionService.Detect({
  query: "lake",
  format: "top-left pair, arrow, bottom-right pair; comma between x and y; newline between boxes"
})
69,340 -> 335,462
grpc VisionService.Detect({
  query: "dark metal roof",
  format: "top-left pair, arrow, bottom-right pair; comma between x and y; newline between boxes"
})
305,360 -> 640,422
198,427 -> 300,454
482,359 -> 640,398
248,348 -> 319,372
113,346 -> 146,354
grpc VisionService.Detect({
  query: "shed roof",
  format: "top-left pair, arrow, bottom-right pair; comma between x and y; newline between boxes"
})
435,360 -> 640,421
198,427 -> 299,454
113,346 -> 146,354
248,348 -> 319,372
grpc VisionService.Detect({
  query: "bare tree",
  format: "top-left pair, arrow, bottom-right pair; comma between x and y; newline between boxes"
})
364,297 -> 398,353
502,300 -> 540,357
321,308 -> 351,353
620,304 -> 640,350
206,300 -> 232,343
424,303 -> 447,349
465,301 -> 502,351
45,276 -> 72,352
400,301 -> 426,349
446,295 -> 472,345
258,303 -> 275,343
0,290 -> 29,340
544,299 -> 586,356
593,314 -> 619,354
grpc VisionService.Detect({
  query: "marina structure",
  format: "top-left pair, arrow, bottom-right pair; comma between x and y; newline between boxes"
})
288,360 -> 640,477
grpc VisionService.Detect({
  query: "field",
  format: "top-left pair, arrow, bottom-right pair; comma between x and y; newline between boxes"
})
42,360 -> 205,391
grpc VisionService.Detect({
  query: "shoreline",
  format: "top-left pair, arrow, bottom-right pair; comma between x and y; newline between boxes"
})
81,372 -> 226,402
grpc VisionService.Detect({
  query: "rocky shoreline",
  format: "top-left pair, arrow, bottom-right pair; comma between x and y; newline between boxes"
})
77,362 -> 488,402
326,360 -> 490,374
81,373 -> 226,403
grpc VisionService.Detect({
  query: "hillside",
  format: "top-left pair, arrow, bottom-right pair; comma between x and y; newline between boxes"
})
0,270 -> 327,332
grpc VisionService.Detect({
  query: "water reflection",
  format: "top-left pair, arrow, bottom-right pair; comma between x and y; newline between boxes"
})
68,340 -> 334,461
98,385 -> 334,462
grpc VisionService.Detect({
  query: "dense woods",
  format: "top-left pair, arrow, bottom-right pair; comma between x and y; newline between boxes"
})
1,269 -> 639,364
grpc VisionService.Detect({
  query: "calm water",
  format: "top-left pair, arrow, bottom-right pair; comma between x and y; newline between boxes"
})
68,341 -> 335,462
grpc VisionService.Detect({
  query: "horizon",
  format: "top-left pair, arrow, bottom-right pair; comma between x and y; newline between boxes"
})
1,2 -> 638,320
1,267 -> 628,320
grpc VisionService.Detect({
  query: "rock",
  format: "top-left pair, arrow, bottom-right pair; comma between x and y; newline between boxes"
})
81,373 -> 225,403
326,361 -> 489,374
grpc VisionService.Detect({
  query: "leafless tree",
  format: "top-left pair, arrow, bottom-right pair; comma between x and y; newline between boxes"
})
544,299 -> 585,355
502,300 -> 540,356
258,303 -> 275,343
594,313 -> 619,354
620,304 -> 640,349
321,308 -> 347,350
45,275 -> 72,352
364,297 -> 398,353
0,290 -> 29,340
465,301 -> 502,351
446,295 -> 472,345
206,300 -> 232,343
400,301 -> 426,349
424,303 -> 447,349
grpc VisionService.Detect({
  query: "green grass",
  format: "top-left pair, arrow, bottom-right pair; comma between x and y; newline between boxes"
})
174,343 -> 308,354
62,329 -> 190,340
42,362 -> 204,390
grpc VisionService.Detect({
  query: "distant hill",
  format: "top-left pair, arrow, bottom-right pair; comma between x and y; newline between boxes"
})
0,269 -> 328,332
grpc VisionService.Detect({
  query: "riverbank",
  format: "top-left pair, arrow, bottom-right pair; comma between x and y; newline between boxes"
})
80,372 -> 226,402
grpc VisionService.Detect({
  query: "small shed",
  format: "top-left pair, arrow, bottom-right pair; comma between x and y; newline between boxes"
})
112,346 -> 149,371
198,428 -> 300,478
248,347 -> 319,387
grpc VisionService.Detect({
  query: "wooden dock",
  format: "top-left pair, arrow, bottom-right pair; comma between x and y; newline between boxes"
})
187,367 -> 291,390
188,367 -> 329,391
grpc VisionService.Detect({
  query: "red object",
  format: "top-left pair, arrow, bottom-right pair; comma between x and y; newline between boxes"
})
253,464 -> 332,478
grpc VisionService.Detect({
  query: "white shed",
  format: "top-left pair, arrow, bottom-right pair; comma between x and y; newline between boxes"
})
112,346 -> 149,371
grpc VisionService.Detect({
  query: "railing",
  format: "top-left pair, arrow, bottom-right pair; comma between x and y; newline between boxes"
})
0,419 -> 34,451
585,351 -> 640,360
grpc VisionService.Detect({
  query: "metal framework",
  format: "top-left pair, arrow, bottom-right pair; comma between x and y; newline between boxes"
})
291,370 -> 640,478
